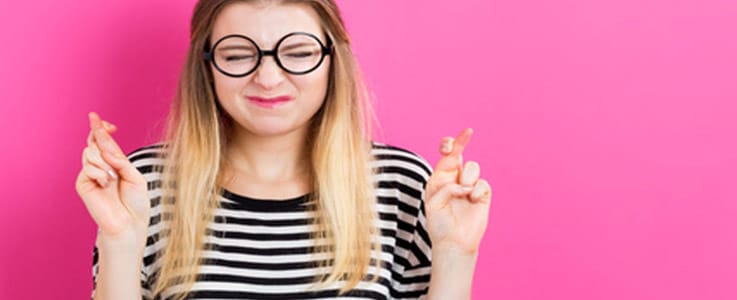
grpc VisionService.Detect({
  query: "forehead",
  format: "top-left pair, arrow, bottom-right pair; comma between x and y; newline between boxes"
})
210,2 -> 324,48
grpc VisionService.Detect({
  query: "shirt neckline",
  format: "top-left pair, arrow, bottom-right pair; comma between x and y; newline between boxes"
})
220,188 -> 311,208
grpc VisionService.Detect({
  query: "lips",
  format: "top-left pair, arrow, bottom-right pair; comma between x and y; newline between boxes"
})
247,95 -> 293,102
246,95 -> 293,108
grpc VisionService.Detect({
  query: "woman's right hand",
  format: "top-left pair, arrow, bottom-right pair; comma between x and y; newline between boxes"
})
76,112 -> 150,248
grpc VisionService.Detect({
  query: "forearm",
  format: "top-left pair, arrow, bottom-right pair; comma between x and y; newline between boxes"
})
426,247 -> 478,300
93,236 -> 145,300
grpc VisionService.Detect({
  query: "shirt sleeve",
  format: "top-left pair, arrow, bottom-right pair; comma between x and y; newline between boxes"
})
401,166 -> 433,300
405,151 -> 433,270
385,145 -> 434,300
407,200 -> 432,270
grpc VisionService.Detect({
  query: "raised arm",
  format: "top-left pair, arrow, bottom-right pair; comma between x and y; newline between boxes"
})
424,128 -> 493,299
76,112 -> 151,300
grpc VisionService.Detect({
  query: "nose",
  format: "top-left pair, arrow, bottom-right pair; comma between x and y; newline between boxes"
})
252,55 -> 286,90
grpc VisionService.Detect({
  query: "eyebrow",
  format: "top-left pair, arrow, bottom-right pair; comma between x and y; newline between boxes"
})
279,42 -> 319,51
217,45 -> 256,51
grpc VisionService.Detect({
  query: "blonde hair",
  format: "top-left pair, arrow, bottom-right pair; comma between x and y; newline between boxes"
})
152,0 -> 382,298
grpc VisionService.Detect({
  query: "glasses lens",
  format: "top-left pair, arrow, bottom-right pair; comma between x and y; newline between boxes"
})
278,34 -> 324,73
213,36 -> 259,76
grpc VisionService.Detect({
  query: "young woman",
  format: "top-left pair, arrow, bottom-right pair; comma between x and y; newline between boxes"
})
76,1 -> 492,299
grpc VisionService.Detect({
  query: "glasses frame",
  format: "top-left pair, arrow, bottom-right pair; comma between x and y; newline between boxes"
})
204,31 -> 334,78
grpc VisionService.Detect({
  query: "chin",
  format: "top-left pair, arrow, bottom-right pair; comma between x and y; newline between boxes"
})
244,123 -> 306,137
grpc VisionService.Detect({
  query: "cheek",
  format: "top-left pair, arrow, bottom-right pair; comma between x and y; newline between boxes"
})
297,65 -> 330,99
211,72 -> 242,99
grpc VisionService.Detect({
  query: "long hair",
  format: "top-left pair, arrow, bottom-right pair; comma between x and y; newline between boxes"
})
152,0 -> 381,298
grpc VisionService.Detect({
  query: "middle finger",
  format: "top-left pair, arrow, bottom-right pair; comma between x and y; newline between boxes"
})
83,146 -> 116,180
432,128 -> 474,173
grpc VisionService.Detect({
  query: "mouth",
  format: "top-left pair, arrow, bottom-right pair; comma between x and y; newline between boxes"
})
246,95 -> 293,108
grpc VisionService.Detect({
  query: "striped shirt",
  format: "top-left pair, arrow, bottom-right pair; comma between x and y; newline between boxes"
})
92,142 -> 434,299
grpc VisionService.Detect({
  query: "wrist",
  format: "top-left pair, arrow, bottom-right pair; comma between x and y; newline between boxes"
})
96,229 -> 147,256
431,245 -> 478,273
432,242 -> 480,260
427,244 -> 478,300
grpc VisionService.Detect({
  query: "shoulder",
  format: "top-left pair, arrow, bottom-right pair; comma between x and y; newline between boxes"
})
370,141 -> 434,205
370,141 -> 433,181
125,142 -> 168,176
126,142 -> 166,166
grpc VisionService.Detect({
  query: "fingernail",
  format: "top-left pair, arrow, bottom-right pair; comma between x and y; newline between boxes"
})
107,169 -> 118,180
459,185 -> 474,193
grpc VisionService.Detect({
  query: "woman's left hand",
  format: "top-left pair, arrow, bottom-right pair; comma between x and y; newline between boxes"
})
424,128 -> 492,255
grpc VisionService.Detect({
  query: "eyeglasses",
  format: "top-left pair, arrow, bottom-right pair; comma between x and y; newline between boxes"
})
204,32 -> 333,78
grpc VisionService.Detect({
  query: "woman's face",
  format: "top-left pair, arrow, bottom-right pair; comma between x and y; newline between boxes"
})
209,2 -> 330,137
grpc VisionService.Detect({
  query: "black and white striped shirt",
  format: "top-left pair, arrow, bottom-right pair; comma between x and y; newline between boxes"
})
92,142 -> 434,299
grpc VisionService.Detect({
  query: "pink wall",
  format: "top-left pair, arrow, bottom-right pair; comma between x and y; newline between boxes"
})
2,0 -> 736,299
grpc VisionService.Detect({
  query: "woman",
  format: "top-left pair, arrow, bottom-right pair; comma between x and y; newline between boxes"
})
76,0 -> 492,299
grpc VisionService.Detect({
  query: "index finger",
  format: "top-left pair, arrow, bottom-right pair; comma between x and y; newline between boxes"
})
89,112 -> 104,131
87,114 -> 116,147
94,127 -> 125,157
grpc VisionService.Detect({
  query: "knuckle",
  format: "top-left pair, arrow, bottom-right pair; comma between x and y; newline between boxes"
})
82,147 -> 92,165
82,165 -> 97,179
91,146 -> 104,161
86,150 -> 103,166
82,163 -> 97,173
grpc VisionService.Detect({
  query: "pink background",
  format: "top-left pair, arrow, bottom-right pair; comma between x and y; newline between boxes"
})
1,0 -> 736,299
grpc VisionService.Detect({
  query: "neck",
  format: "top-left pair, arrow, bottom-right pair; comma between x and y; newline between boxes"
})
224,126 -> 312,183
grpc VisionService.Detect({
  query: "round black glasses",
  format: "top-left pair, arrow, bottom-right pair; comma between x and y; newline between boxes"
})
204,32 -> 333,78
